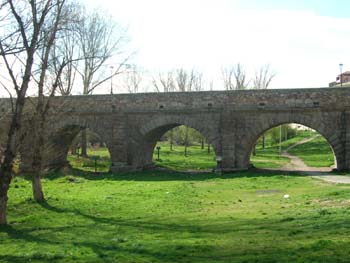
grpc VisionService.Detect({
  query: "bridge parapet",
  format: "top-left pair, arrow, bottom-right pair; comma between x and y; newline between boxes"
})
0,87 -> 349,172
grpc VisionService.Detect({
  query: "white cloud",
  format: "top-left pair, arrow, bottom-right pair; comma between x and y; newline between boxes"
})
99,0 -> 350,89
2,0 -> 349,96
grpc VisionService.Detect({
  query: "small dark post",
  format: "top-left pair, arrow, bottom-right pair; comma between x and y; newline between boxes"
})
156,146 -> 161,161
215,156 -> 223,175
91,155 -> 100,173
339,63 -> 343,86
170,130 -> 173,151
77,146 -> 80,159
262,135 -> 265,149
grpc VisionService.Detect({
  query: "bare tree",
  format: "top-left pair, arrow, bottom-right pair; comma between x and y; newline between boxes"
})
175,68 -> 195,92
253,64 -> 276,89
190,70 -> 207,149
221,66 -> 234,90
234,63 -> 249,90
253,64 -> 276,150
221,63 -> 249,90
193,71 -> 203,92
152,71 -> 176,93
74,8 -> 130,156
29,0 -> 69,202
124,64 -> 142,93
174,68 -> 197,156
0,0 -> 62,225
75,8 -> 130,95
152,70 -> 176,150
53,15 -> 79,95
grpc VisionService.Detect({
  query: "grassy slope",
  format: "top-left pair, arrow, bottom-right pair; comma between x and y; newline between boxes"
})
252,131 -> 335,169
67,148 -> 112,172
250,147 -> 289,168
289,136 -> 335,167
1,171 -> 350,263
250,133 -> 311,169
66,130 -> 335,173
153,142 -> 216,170
66,127 -> 336,175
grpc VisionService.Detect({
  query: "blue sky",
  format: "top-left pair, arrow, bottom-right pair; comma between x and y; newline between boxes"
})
80,0 -> 350,92
238,0 -> 350,18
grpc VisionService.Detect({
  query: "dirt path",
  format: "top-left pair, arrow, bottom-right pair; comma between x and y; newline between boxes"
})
284,135 -> 320,152
276,135 -> 350,184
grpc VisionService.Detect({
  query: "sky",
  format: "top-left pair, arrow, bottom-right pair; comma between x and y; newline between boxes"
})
83,0 -> 350,90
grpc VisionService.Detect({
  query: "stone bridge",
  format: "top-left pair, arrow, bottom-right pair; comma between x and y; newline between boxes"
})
0,88 -> 350,172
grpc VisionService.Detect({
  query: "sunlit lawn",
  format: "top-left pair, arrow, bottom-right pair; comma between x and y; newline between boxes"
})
67,147 -> 112,172
67,131 -> 335,173
153,142 -> 216,171
2,170 -> 350,262
0,136 -> 345,262
251,131 -> 335,169
289,136 -> 335,167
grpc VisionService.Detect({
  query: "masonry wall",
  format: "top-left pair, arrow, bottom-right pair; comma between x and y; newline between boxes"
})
0,87 -> 349,172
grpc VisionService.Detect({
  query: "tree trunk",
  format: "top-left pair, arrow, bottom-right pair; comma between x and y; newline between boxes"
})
32,174 -> 45,202
184,127 -> 188,157
70,145 -> 77,155
0,142 -> 16,225
207,143 -> 211,154
0,195 -> 7,225
201,137 -> 204,150
170,130 -> 173,151
29,111 -> 46,203
30,140 -> 45,203
81,129 -> 87,157
0,174 -> 10,225
262,135 -> 265,150
252,144 -> 256,156
0,97 -> 26,225
285,126 -> 288,141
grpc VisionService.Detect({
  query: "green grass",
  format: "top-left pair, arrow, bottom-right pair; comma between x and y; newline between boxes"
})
66,128 -> 336,176
153,142 -> 216,170
289,136 -> 335,167
67,143 -> 217,172
67,148 -> 112,172
66,131 -> 335,173
251,131 -> 335,169
2,170 -> 350,262
250,147 -> 290,168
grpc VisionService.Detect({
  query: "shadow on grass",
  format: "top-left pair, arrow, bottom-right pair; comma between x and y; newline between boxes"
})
2,199 -> 350,263
0,224 -> 58,245
42,167 -> 308,182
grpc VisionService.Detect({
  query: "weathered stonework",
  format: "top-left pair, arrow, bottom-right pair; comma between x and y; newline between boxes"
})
0,87 -> 349,172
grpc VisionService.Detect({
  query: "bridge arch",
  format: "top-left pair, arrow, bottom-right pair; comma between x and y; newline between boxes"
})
130,115 -> 220,169
45,117 -> 113,170
238,112 -> 343,170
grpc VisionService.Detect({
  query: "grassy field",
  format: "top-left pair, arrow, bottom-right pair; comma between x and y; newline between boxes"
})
289,136 -> 335,167
1,170 -> 350,263
67,143 -> 217,172
250,147 -> 289,169
154,142 -> 216,170
252,131 -> 335,169
67,130 -> 336,173
0,134 -> 349,262
67,148 -> 112,173
250,132 -> 310,169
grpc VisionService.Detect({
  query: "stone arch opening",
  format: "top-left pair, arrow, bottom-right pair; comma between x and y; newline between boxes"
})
131,121 -> 219,171
48,124 -> 112,172
247,122 -> 338,171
